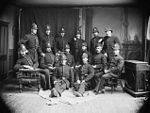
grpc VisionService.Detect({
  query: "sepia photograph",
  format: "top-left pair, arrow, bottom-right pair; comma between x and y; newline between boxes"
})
0,0 -> 150,113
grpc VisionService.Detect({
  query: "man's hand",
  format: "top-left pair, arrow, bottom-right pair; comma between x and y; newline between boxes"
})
104,53 -> 108,57
82,80 -> 85,83
104,69 -> 110,73
98,39 -> 102,43
75,65 -> 81,68
41,53 -> 45,57
53,81 -> 57,84
93,65 -> 96,68
23,65 -> 34,70
62,77 -> 65,80
76,80 -> 81,84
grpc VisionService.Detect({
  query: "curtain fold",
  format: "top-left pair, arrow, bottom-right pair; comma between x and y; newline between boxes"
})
146,16 -> 150,64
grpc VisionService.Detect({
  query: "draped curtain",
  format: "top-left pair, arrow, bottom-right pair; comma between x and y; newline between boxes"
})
20,7 -> 79,44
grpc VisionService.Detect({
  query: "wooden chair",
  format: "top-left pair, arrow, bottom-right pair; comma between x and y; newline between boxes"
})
16,69 -> 42,93
105,67 -> 125,93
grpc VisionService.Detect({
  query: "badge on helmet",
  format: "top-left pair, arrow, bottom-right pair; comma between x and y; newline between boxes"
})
31,23 -> 38,30
112,43 -> 120,50
46,43 -> 51,48
60,27 -> 65,33
65,44 -> 70,49
46,25 -> 51,31
82,42 -> 87,47
93,27 -> 99,33
82,53 -> 88,59
105,27 -> 113,33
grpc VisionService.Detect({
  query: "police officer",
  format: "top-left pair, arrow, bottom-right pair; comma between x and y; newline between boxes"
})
40,43 -> 55,71
102,27 -> 121,63
50,54 -> 74,97
64,44 -> 75,67
55,27 -> 69,53
90,27 -> 103,55
78,42 -> 92,65
73,53 -> 95,97
42,25 -> 56,54
39,42 -> 55,89
71,29 -> 84,63
92,43 -> 107,92
19,23 -> 45,61
94,43 -> 124,94
14,44 -> 47,90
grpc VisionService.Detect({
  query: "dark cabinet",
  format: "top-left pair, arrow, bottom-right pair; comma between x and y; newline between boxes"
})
124,60 -> 150,97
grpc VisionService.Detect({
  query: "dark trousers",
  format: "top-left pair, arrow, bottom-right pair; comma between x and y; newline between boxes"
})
94,71 -> 104,91
39,73 -> 46,90
39,69 -> 51,89
95,72 -> 118,91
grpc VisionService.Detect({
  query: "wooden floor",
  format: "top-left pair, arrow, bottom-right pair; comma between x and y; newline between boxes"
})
0,78 -> 145,113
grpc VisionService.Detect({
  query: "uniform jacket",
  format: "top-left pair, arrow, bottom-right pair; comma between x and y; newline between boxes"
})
108,54 -> 124,75
19,34 -> 43,59
55,36 -> 68,52
40,52 -> 55,69
14,53 -> 39,71
65,52 -> 75,67
42,35 -> 56,53
19,34 -> 42,53
53,65 -> 74,86
92,53 -> 107,72
78,63 -> 94,82
90,36 -> 103,55
102,36 -> 121,60
71,38 -> 84,53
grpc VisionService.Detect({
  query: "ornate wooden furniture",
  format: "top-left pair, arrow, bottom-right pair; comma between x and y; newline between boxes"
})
17,68 -> 42,93
124,60 -> 150,97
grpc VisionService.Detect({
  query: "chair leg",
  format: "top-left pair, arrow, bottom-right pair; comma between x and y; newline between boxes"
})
119,79 -> 124,92
38,78 -> 41,91
19,79 -> 22,93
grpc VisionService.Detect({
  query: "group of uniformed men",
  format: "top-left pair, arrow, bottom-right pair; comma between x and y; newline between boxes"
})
14,22 -> 124,97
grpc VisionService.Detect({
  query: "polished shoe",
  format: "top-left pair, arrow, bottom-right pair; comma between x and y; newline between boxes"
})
100,89 -> 105,94
73,91 -> 83,97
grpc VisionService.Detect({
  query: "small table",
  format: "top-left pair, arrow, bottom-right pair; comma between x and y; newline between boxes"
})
17,68 -> 43,93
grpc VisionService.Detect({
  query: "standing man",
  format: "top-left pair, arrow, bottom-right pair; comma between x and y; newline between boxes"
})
50,54 -> 74,97
19,23 -> 45,61
90,27 -> 103,55
102,27 -> 121,63
92,43 -> 107,93
42,25 -> 56,54
71,29 -> 84,63
55,27 -> 68,53
73,53 -> 95,97
95,43 -> 124,94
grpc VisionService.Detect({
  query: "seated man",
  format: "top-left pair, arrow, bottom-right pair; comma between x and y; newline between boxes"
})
92,43 -> 107,94
40,42 -> 55,88
77,42 -> 92,65
64,44 -> 75,68
95,43 -> 124,94
50,54 -> 74,97
73,53 -> 94,97
14,44 -> 47,90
